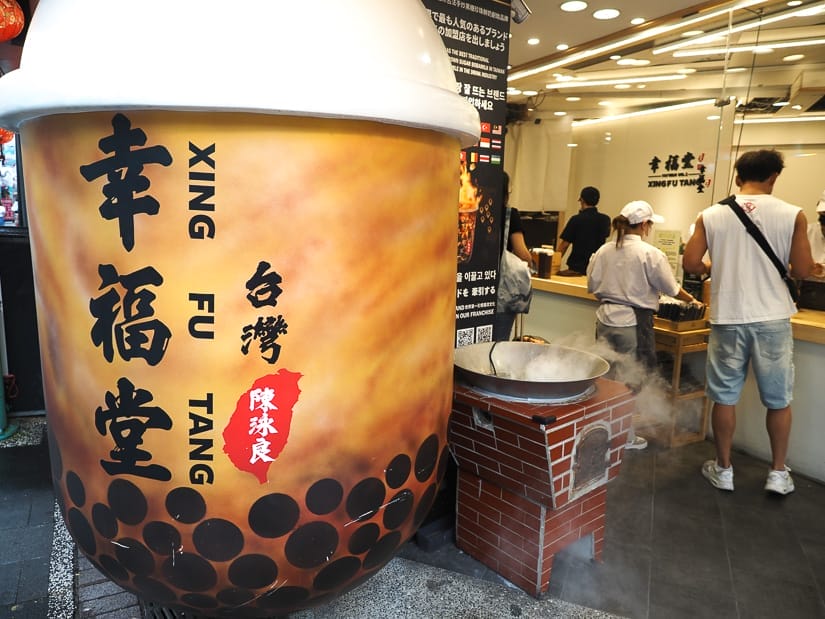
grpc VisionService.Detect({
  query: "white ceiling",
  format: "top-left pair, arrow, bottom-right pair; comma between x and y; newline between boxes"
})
505,0 -> 825,120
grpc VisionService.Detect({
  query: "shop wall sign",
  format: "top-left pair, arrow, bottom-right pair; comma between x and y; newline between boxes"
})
647,150 -> 713,194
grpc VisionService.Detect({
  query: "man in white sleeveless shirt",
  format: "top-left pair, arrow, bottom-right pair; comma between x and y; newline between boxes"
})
683,149 -> 824,495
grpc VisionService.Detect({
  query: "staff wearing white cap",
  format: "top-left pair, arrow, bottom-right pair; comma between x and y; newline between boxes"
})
806,190 -> 825,265
587,200 -> 700,450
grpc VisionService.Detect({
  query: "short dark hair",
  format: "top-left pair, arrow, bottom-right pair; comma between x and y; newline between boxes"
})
579,186 -> 600,206
735,149 -> 785,183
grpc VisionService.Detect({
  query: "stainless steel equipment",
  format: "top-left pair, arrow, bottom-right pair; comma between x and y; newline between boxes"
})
453,341 -> 609,401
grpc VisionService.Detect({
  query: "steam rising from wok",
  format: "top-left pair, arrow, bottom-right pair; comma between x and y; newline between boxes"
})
454,342 -> 609,400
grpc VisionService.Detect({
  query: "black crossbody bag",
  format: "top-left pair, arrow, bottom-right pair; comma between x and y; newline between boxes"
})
719,195 -> 799,304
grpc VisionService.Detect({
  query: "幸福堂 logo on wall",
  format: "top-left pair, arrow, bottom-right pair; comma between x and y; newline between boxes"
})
647,151 -> 712,194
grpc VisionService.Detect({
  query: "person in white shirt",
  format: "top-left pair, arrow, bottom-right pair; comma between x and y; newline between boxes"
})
588,200 -> 699,450
806,190 -> 825,264
683,149 -> 824,496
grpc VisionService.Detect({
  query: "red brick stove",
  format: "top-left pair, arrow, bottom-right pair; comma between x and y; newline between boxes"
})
449,377 -> 636,597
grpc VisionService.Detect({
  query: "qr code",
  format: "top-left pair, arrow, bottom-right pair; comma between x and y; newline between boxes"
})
456,327 -> 474,348
475,324 -> 493,343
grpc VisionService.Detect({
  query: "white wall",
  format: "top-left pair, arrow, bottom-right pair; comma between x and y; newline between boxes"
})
504,116 -> 572,213
566,103 -> 739,242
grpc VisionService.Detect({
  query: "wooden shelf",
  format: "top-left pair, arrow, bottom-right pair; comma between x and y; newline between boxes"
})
640,324 -> 710,448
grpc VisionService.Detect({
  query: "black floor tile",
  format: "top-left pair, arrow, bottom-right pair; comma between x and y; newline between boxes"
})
604,489 -> 654,543
27,488 -> 56,527
0,597 -> 50,619
0,499 -> 30,533
732,570 -> 825,619
0,567 -> 19,606
557,539 -> 651,619
725,524 -> 813,585
802,536 -> 825,599
649,577 -> 738,619
650,512 -> 726,559
15,558 -> 51,604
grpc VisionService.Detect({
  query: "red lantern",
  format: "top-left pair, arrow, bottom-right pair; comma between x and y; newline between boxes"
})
0,128 -> 14,144
0,0 -> 24,43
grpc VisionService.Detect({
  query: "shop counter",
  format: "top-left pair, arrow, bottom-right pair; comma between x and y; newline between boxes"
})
531,275 -> 825,345
531,273 -> 593,301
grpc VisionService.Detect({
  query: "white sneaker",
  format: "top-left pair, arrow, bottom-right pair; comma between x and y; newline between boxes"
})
702,459 -> 734,491
765,465 -> 795,495
625,435 -> 648,450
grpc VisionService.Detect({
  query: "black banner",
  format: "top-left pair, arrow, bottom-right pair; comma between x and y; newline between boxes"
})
423,0 -> 510,347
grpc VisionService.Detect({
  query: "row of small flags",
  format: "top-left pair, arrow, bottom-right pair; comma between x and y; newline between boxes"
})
459,120 -> 504,165
479,122 -> 503,135
478,136 -> 502,149
460,150 -> 501,165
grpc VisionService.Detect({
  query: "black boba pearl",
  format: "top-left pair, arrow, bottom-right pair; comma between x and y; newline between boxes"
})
162,552 -> 217,592
383,489 -> 414,530
132,575 -> 177,603
228,554 -> 278,589
385,454 -> 412,489
92,503 -> 119,539
413,483 -> 437,527
65,471 -> 85,507
258,586 -> 310,610
305,478 -> 343,515
180,593 -> 218,609
216,587 -> 255,606
414,434 -> 439,482
66,507 -> 96,555
113,538 -> 154,576
192,518 -> 244,562
97,554 -> 129,582
143,521 -> 181,556
248,493 -> 300,538
313,556 -> 362,591
107,479 -> 147,525
348,523 -> 380,555
345,478 -> 385,522
164,487 -> 206,524
284,521 -> 339,569
363,531 -> 402,570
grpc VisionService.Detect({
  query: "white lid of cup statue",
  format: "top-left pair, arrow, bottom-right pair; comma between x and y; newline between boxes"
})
0,0 -> 480,147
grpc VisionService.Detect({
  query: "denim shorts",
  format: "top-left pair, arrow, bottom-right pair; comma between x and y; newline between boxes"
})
706,320 -> 794,409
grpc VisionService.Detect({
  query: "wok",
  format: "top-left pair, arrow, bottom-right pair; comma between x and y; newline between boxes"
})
454,341 -> 610,401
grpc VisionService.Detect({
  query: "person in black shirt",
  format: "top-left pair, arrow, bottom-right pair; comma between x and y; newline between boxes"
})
556,186 -> 611,276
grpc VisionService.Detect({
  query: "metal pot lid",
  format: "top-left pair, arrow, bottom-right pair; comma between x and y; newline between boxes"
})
454,341 -> 609,401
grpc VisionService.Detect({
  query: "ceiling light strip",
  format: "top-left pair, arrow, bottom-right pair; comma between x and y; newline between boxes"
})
548,74 -> 687,89
672,37 -> 825,57
734,115 -> 825,123
508,0 -> 767,81
571,99 -> 716,126
652,0 -> 825,55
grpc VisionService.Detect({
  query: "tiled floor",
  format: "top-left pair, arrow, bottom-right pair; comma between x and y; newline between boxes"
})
2,415 -> 825,618
0,417 -> 55,618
